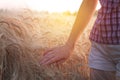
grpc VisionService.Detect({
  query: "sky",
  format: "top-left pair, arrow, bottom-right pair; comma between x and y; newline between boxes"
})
0,0 -> 101,12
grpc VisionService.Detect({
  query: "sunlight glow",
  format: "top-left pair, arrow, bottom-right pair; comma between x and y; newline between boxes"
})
0,0 -> 101,12
25,0 -> 82,12
26,0 -> 101,12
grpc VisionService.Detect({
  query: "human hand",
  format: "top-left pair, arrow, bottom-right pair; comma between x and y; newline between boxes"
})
40,44 -> 74,65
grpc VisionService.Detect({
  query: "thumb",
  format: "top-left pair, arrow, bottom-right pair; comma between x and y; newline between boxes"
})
56,58 -> 66,64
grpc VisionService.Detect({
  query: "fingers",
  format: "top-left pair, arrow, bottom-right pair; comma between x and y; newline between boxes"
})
40,52 -> 55,65
41,56 -> 58,65
43,49 -> 53,56
40,46 -> 69,66
40,55 -> 66,66
40,51 -> 65,65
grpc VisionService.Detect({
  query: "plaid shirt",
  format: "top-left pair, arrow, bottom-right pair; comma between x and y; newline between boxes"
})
89,0 -> 120,44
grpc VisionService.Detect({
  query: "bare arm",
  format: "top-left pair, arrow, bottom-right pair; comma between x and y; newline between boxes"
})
40,0 -> 98,65
66,0 -> 98,48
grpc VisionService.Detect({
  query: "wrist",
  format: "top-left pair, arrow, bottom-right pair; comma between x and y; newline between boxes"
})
65,41 -> 75,50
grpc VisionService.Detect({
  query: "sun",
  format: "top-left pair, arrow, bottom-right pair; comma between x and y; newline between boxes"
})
0,0 -> 101,12
25,0 -> 101,12
25,0 -> 81,12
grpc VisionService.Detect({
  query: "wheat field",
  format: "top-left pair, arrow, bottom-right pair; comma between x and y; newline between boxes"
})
0,9 -> 97,80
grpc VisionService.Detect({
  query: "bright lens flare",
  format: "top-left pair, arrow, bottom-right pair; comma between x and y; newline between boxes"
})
26,0 -> 82,12
0,0 -> 101,12
26,0 -> 101,12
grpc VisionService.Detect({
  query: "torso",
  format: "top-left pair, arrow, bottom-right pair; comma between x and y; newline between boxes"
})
89,0 -> 120,44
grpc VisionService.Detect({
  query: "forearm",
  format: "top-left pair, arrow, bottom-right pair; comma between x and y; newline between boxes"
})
66,0 -> 98,48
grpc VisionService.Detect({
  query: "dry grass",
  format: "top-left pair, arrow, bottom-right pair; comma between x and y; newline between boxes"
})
0,9 -> 97,80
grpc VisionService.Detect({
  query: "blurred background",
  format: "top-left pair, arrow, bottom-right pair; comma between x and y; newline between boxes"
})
0,0 -> 102,80
0,0 -> 101,12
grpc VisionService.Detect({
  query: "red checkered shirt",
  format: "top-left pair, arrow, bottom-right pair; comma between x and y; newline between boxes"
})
89,0 -> 120,44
